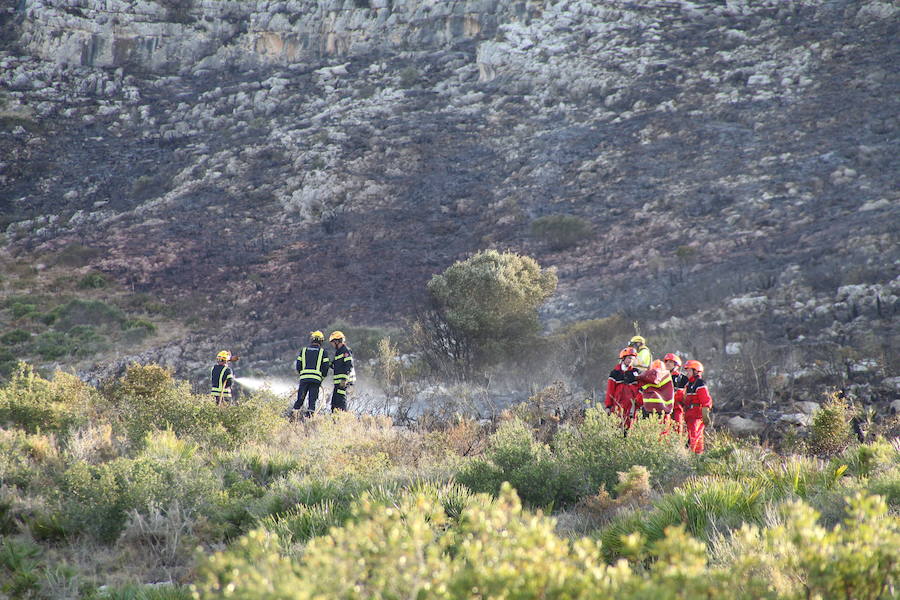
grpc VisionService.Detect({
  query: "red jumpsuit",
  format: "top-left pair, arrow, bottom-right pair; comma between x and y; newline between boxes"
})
606,363 -> 640,431
670,371 -> 689,434
684,375 -> 712,454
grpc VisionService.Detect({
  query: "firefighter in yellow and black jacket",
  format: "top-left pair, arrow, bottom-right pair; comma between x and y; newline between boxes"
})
211,350 -> 234,406
328,331 -> 354,412
294,331 -> 330,417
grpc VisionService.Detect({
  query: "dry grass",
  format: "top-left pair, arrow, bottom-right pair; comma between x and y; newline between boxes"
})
116,502 -> 198,584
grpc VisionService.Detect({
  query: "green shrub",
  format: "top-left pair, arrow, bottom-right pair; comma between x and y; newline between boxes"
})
50,298 -> 125,330
196,483 -> 899,600
807,394 -> 854,456
9,302 -> 38,319
457,418 -> 577,508
835,436 -> 897,478
866,467 -> 900,508
107,363 -> 176,402
724,493 -> 899,599
258,499 -> 352,547
122,318 -> 157,343
556,408 -> 695,496
530,214 -> 593,250
34,331 -> 74,359
123,318 -> 157,334
0,537 -> 43,598
59,431 -> 218,543
0,365 -> 91,436
398,66 -> 419,88
600,476 -> 766,561
77,272 -> 107,289
0,350 -> 19,379
1,329 -> 30,345
115,369 -> 285,451
422,250 -> 557,373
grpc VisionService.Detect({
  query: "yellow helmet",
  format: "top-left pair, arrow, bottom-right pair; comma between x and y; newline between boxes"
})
216,350 -> 231,361
310,331 -> 325,342
630,335 -> 646,344
329,331 -> 345,342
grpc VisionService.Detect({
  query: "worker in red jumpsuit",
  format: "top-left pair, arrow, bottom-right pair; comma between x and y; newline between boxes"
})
664,353 -> 688,434
683,360 -> 712,454
606,347 -> 641,436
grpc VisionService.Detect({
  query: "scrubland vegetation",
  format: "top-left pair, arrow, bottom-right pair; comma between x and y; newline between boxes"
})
0,363 -> 897,599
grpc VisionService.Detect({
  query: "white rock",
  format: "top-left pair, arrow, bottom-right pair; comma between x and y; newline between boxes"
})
728,295 -> 768,310
726,415 -> 764,434
859,198 -> 891,211
779,413 -> 811,426
794,401 -> 819,415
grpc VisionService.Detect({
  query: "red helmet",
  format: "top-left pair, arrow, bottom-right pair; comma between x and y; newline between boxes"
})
683,360 -> 704,374
663,353 -> 681,366
619,347 -> 638,359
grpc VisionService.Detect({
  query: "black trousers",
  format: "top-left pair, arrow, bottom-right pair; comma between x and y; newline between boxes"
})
331,384 -> 348,412
295,380 -> 321,414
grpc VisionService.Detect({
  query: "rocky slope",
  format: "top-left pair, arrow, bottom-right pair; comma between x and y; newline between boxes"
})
1,0 -> 898,425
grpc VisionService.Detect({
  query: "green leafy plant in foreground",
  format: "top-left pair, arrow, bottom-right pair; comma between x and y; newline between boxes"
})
193,483 -> 899,600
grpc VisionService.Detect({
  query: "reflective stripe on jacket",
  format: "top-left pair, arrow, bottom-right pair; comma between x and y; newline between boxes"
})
606,364 -> 640,408
331,344 -> 354,384
211,364 -> 233,398
638,370 -> 674,413
684,376 -> 712,417
296,346 -> 330,383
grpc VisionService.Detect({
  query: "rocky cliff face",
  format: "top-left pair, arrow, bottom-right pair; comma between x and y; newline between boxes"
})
19,0 -> 531,71
1,0 -> 898,421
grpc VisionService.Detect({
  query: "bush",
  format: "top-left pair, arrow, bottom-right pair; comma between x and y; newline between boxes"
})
122,318 -> 157,343
107,363 -> 176,402
0,365 -> 93,436
555,408 -> 695,496
0,537 -> 43,598
807,393 -> 854,456
194,483 -> 899,600
50,298 -> 125,331
457,418 -> 577,508
722,493 -> 899,599
33,331 -> 73,359
398,66 -> 419,88
1,329 -> 30,345
529,214 -> 593,250
77,272 -> 107,289
8,302 -> 38,319
108,364 -> 284,451
59,430 -> 218,543
421,250 -> 557,374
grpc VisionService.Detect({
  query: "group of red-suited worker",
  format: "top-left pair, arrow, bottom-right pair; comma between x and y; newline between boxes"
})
605,335 -> 712,454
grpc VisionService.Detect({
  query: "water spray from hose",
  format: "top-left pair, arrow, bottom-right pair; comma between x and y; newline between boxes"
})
235,377 -> 296,396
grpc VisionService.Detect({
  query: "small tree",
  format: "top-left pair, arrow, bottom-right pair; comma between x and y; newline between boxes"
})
421,250 -> 557,377
807,392 -> 854,456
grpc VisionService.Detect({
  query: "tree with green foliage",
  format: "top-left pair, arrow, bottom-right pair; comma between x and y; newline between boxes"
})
419,250 -> 557,376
